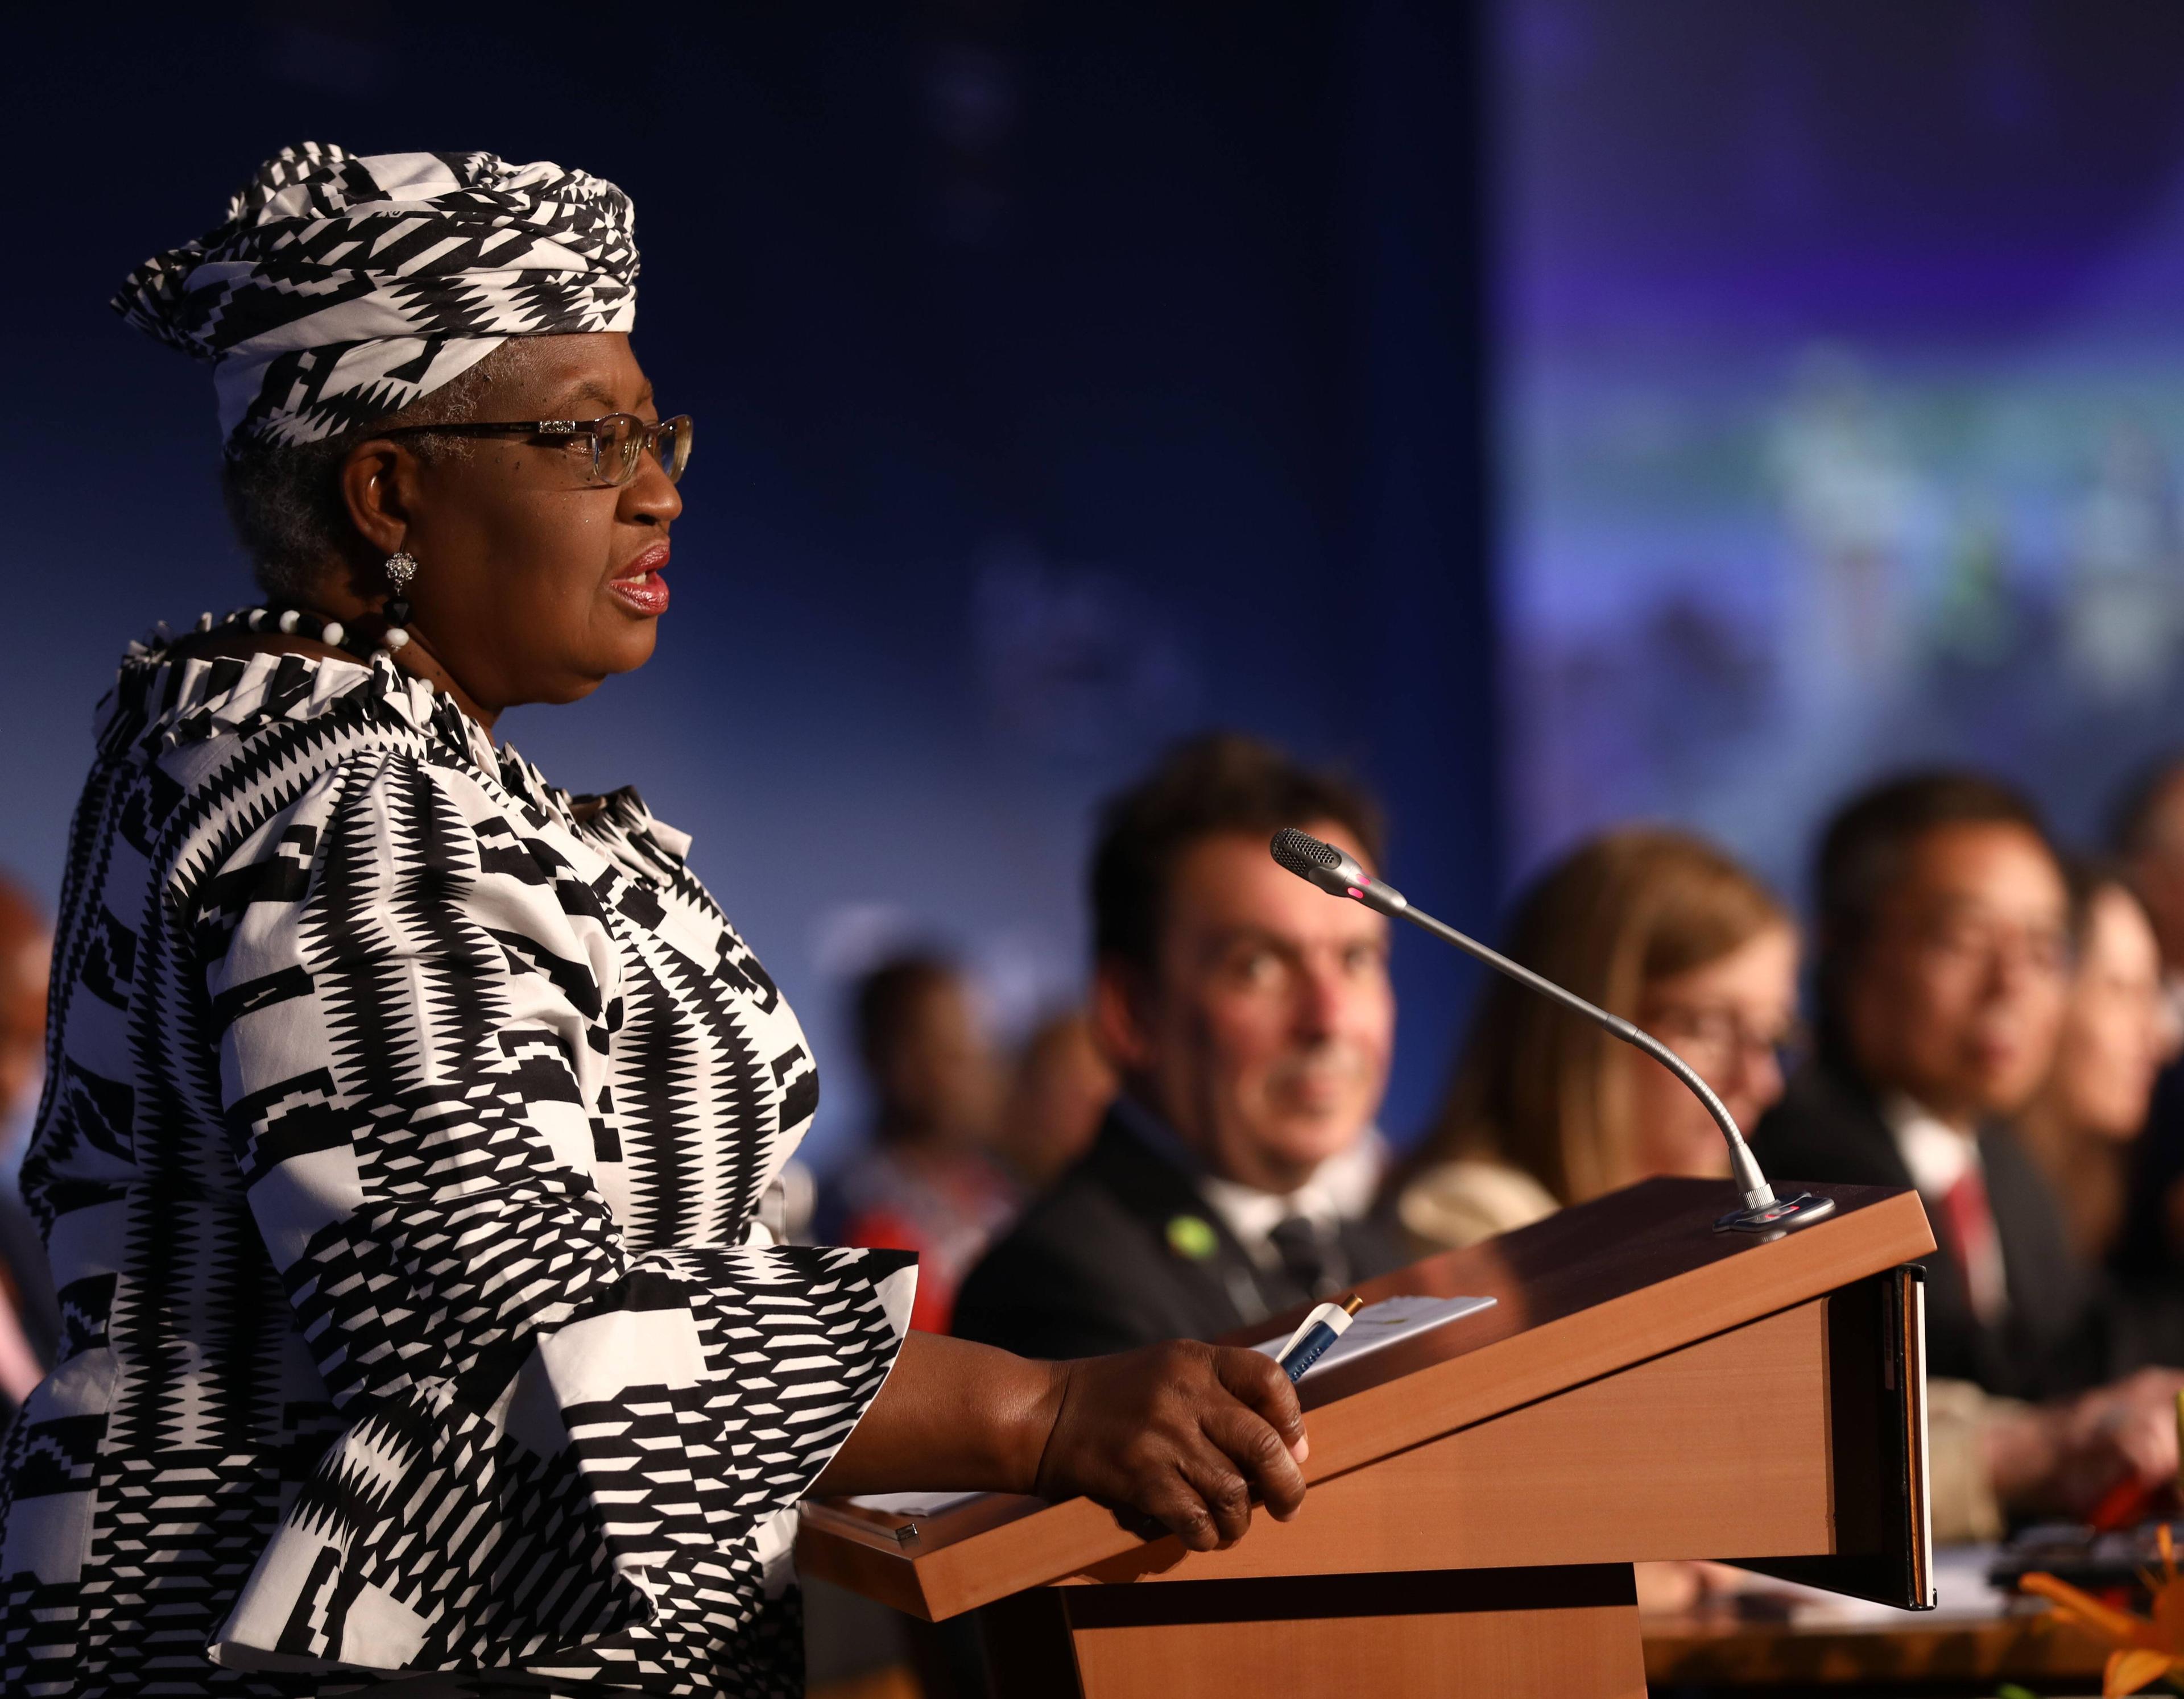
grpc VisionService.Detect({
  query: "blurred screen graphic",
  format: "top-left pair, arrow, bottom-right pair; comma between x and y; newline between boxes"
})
1498,0 -> 2184,892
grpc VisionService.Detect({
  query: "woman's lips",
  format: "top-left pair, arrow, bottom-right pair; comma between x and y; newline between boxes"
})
609,571 -> 669,617
609,546 -> 671,618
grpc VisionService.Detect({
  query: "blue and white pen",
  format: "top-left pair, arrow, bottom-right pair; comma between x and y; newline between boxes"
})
1275,1294 -> 1367,1383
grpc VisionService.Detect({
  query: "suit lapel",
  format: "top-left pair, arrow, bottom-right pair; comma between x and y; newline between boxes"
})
1086,1111 -> 1279,1333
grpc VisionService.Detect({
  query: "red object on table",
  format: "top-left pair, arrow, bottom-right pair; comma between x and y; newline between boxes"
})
2088,1476 -> 2160,1535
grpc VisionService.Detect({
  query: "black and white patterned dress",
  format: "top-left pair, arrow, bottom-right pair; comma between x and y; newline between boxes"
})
0,637 -> 915,1696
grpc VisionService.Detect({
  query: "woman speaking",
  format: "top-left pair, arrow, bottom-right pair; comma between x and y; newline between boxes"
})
0,144 -> 1306,1696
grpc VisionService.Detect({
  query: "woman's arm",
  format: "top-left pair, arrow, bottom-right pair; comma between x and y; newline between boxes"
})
814,1331 -> 1310,1552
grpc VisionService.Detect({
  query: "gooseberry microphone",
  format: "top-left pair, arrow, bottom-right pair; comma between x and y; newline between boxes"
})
1267,826 -> 1835,1234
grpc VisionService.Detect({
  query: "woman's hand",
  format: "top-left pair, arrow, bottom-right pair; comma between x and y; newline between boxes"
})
1985,1367 -> 2184,1516
812,1332 -> 1309,1553
1034,1340 -> 1310,1551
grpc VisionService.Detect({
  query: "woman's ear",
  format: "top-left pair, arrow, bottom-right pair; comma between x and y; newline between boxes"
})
339,440 -> 416,557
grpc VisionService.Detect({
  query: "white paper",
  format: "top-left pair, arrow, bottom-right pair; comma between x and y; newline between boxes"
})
1254,1293 -> 1498,1379
1664,1543 -> 2004,1627
843,1489 -> 987,1518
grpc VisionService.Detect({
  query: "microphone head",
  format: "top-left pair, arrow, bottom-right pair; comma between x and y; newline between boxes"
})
1270,826 -> 1364,897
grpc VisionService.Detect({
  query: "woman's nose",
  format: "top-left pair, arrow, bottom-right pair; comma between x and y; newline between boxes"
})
1710,1034 -> 1783,1123
1742,1046 -> 1785,1116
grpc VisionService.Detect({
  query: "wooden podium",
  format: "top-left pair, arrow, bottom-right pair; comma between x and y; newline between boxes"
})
799,1176 -> 1938,1698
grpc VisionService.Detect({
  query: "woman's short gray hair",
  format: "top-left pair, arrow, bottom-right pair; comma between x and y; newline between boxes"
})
219,341 -> 537,600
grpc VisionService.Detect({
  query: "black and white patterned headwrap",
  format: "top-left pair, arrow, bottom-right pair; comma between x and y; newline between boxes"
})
114,141 -> 639,451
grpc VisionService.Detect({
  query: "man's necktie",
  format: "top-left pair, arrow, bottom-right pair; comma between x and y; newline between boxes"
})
1268,1214 -> 1343,1300
1937,1165 -> 2008,1328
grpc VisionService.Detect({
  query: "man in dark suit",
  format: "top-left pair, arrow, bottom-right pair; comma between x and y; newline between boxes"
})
2109,755 -> 2184,1286
1765,1060 -> 2096,1400
954,735 -> 1407,1360
1757,772 -> 2182,1527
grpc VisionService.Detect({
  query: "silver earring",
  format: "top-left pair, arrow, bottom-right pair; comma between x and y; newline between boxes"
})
382,551 -> 417,653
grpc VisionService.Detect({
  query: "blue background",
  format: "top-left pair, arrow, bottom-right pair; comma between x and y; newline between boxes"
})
1499,0 -> 2184,897
28,3 -> 2184,1171
0,4 -> 1496,1167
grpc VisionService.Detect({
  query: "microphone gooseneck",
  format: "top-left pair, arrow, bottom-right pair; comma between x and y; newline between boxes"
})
1268,827 -> 1835,1234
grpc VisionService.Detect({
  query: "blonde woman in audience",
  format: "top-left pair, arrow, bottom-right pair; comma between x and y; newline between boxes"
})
1397,829 -> 1796,1611
1398,828 -> 1797,1251
2016,864 -> 2182,1263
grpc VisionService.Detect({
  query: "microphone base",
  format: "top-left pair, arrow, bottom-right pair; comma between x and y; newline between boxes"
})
1714,1192 -> 1839,1234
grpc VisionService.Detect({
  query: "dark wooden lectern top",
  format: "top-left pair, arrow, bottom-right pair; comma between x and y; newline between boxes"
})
800,1176 -> 1938,1622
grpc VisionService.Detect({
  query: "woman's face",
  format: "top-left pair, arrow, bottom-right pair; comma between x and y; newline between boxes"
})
1627,922 -> 1800,1181
336,331 -> 681,716
2046,884 -> 2177,1142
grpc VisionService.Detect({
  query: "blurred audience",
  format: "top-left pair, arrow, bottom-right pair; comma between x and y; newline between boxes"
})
2015,862 -> 2179,1265
1399,828 -> 1797,1250
954,734 -> 1405,1359
994,1009 -> 1115,1192
1397,818 -> 2184,1548
0,877 -> 55,1414
818,953 -> 1017,1335
1755,772 -> 2184,1536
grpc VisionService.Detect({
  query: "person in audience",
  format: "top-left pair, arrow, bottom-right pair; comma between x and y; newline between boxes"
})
954,734 -> 1406,1359
2113,756 -> 2184,1013
995,1008 -> 1116,1192
1404,831 -> 1802,1607
2109,756 -> 2184,1281
1755,771 -> 2184,1534
0,878 -> 55,1414
1758,772 -> 2100,1395
1399,829 -> 1797,1251
820,953 -> 1019,1335
1407,834 -> 1793,1615
2016,863 -> 2179,1264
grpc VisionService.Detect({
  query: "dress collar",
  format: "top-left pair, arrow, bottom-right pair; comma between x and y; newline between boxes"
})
96,624 -> 692,873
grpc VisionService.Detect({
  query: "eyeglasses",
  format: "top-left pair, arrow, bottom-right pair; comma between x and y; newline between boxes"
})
380,413 -> 693,488
1908,918 -> 2073,981
1644,1005 -> 1809,1075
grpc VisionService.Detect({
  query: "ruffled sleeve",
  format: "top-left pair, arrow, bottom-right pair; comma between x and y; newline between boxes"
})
190,747 -> 914,1676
